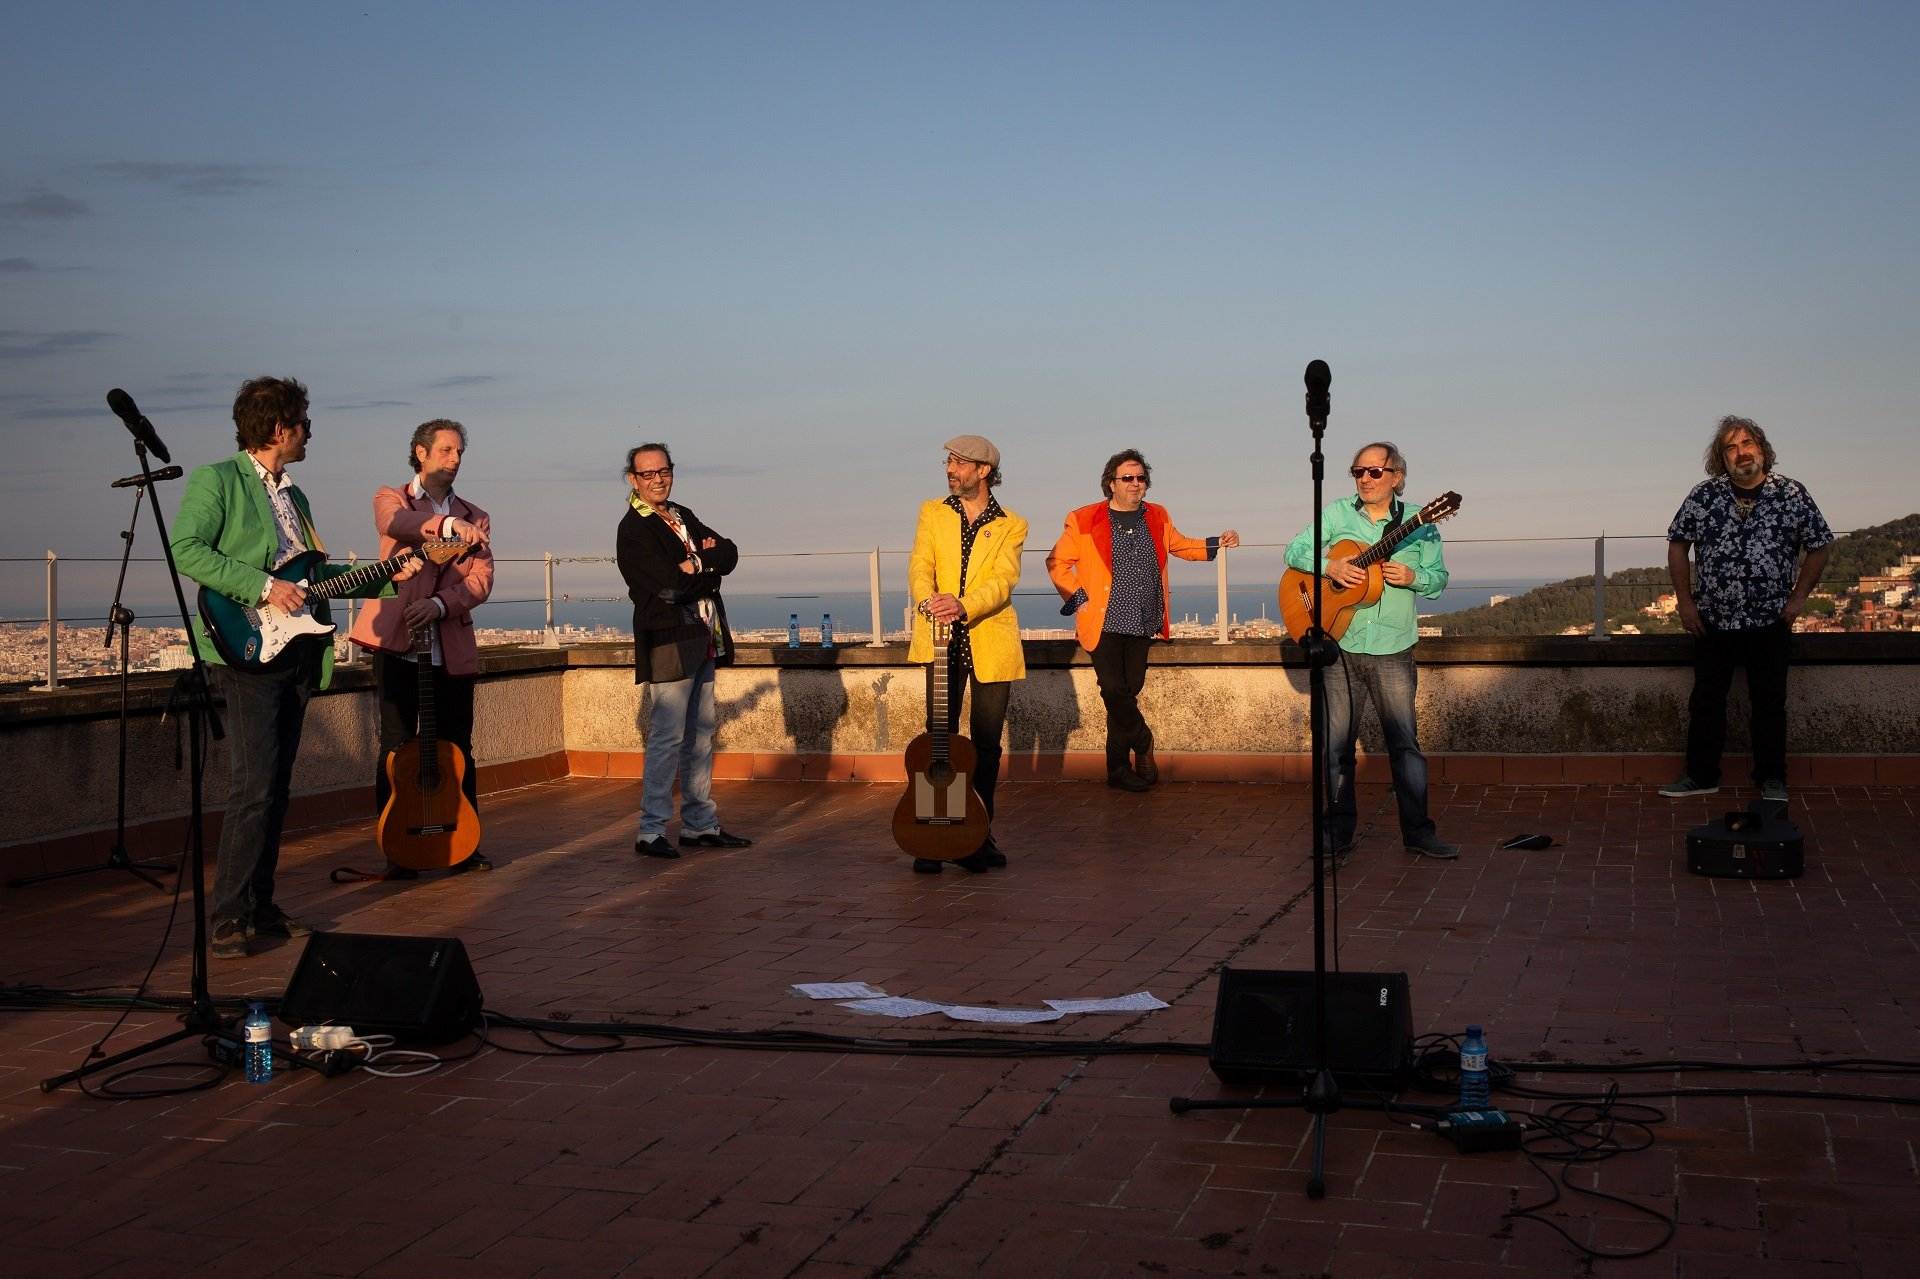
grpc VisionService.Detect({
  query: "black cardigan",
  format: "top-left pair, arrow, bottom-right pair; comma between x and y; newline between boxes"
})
615,500 -> 738,683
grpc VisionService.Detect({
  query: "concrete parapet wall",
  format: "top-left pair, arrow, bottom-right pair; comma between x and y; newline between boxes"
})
5,635 -> 1917,857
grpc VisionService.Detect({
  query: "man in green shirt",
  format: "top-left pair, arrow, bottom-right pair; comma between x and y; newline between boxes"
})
1283,441 -> 1457,862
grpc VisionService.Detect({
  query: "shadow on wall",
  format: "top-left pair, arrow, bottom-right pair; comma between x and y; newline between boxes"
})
776,665 -> 851,754
1006,667 -> 1082,773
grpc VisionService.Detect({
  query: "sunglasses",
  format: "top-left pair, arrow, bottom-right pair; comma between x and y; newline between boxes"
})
631,466 -> 674,481
1350,465 -> 1399,480
1114,475 -> 1148,485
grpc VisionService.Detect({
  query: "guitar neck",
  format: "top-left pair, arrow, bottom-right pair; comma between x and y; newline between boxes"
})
928,640 -> 951,765
312,549 -> 421,601
415,631 -> 438,753
1353,513 -> 1429,568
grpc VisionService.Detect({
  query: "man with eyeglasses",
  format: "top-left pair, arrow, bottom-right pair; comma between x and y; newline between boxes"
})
171,377 -> 419,958
1047,449 -> 1239,791
907,435 -> 1027,873
1284,441 -> 1456,862
617,443 -> 753,859
1660,415 -> 1831,805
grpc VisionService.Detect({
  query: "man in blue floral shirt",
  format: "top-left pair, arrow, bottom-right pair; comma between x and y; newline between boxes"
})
1661,416 -> 1832,803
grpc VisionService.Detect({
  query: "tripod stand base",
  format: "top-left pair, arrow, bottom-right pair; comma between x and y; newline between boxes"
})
39,1013 -> 230,1093
9,844 -> 177,892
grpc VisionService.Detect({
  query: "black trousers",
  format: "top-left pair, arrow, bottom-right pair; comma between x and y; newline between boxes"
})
1089,631 -> 1153,773
939,655 -> 1011,818
372,651 -> 478,823
1685,619 -> 1791,787
211,645 -> 320,926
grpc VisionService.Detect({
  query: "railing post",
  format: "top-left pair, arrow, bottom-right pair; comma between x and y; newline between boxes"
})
1213,546 -> 1231,644
1591,533 -> 1610,641
541,552 -> 560,647
36,550 -> 59,691
867,547 -> 886,647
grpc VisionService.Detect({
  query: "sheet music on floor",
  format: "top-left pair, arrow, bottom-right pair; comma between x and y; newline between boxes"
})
941,1005 -> 1064,1024
791,982 -> 889,1000
838,996 -> 948,1018
1044,991 -> 1170,1014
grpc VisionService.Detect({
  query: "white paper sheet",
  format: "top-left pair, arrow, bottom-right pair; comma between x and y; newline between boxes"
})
1043,991 -> 1170,1014
941,1005 -> 1065,1024
791,982 -> 888,1000
838,997 -> 948,1018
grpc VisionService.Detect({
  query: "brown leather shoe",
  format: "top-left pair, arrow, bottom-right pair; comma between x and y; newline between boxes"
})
1107,767 -> 1151,793
1133,733 -> 1158,785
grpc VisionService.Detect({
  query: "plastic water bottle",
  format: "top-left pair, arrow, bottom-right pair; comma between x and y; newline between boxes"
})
1458,1024 -> 1489,1109
243,1002 -> 273,1084
787,613 -> 800,648
820,612 -> 834,648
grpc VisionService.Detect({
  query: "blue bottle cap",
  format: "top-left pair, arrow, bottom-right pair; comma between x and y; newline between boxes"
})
1466,1024 -> 1482,1036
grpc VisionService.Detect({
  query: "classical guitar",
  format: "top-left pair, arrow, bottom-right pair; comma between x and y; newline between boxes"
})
376,624 -> 481,871
1278,492 -> 1462,643
890,619 -> 991,861
197,539 -> 469,671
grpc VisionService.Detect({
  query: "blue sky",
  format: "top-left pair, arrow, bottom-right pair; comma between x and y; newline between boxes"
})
4,1 -> 1917,614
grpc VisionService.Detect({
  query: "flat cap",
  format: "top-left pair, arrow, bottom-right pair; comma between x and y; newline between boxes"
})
943,434 -> 1001,469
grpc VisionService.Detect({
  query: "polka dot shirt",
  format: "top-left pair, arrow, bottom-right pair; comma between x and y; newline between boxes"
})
1102,505 -> 1161,636
942,492 -> 1006,675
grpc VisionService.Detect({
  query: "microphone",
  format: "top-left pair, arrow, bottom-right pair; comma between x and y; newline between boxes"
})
1304,360 -> 1331,428
106,388 -> 172,464
110,464 -> 183,489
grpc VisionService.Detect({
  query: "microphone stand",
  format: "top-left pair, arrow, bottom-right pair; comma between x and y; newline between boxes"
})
1168,361 -> 1396,1199
41,437 -> 232,1091
10,472 -> 178,891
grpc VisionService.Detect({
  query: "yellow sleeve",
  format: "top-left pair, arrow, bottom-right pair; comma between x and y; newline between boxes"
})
960,511 -> 1026,622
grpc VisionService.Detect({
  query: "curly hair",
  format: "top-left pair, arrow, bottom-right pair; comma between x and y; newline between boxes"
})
1704,415 -> 1776,478
232,376 -> 308,452
408,419 -> 467,472
1100,449 -> 1152,499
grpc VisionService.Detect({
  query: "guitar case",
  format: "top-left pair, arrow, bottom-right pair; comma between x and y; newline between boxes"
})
1686,805 -> 1804,879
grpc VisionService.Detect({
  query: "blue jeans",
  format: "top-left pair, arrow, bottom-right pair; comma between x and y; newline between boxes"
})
640,657 -> 718,838
211,648 -> 318,926
1322,648 -> 1435,848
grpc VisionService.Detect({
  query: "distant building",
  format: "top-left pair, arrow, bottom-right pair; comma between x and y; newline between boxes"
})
1642,593 -> 1678,617
1488,594 -> 1510,607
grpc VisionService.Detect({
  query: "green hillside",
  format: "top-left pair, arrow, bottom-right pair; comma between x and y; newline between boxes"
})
1431,513 -> 1920,637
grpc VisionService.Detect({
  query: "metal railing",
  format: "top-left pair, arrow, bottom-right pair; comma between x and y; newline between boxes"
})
5,532 -> 1901,690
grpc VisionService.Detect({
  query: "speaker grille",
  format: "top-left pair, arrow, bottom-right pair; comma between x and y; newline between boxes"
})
1208,968 -> 1413,1085
279,933 -> 483,1044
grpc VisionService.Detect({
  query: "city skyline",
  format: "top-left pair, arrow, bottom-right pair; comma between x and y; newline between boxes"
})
5,3 -> 1919,615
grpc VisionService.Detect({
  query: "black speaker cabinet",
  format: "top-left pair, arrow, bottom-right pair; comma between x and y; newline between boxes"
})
1686,809 -> 1805,879
1209,968 -> 1414,1085
279,933 -> 483,1043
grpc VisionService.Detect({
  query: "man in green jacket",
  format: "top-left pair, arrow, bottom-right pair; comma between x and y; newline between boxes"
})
171,376 -> 413,958
1284,441 -> 1457,863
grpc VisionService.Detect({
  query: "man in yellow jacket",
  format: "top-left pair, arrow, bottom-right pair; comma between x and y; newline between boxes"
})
1047,449 -> 1238,790
907,435 -> 1027,873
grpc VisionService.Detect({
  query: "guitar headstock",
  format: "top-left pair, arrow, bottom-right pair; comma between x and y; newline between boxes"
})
421,538 -> 471,566
411,624 -> 434,654
1419,492 -> 1463,526
930,619 -> 951,646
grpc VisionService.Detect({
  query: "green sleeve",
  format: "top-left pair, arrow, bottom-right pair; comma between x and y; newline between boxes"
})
169,465 -> 268,605
1403,528 -> 1449,599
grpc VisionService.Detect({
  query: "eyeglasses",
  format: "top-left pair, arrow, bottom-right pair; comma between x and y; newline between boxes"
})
1114,475 -> 1148,485
1350,466 -> 1399,480
631,466 -> 673,481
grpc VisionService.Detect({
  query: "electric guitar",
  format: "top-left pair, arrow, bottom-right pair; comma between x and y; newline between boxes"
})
1278,492 -> 1462,643
376,624 -> 481,871
197,539 -> 469,671
890,619 -> 991,860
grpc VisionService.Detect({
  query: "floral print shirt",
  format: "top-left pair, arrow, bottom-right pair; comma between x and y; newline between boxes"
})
1667,473 -> 1832,631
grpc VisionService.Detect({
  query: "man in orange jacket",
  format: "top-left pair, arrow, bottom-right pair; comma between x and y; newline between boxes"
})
1047,450 -> 1238,790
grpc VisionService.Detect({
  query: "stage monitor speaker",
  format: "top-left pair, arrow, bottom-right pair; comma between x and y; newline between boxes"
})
279,932 -> 483,1044
1209,968 -> 1414,1085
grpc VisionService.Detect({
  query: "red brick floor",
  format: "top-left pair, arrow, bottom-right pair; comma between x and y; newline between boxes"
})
2,777 -> 1918,1278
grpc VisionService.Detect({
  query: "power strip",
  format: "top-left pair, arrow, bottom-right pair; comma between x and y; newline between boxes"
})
289,1025 -> 357,1052
1435,1108 -> 1526,1152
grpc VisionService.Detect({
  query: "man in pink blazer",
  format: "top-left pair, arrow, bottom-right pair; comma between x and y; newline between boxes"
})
348,419 -> 495,877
